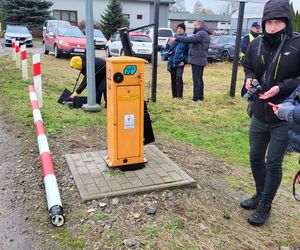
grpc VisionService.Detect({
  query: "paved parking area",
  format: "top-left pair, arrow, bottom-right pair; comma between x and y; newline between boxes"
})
65,145 -> 196,201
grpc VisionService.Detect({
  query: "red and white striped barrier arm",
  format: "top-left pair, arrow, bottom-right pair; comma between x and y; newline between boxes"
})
28,85 -> 64,227
33,54 -> 43,108
12,39 -> 16,61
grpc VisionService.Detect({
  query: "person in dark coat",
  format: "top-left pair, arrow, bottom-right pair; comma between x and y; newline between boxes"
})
272,85 -> 300,153
241,0 -> 300,226
169,20 -> 212,101
69,55 -> 107,106
240,22 -> 261,62
163,23 -> 189,98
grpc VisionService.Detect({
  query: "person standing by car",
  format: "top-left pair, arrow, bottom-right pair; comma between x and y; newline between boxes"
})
163,23 -> 189,98
241,0 -> 300,226
69,55 -> 107,107
168,20 -> 212,101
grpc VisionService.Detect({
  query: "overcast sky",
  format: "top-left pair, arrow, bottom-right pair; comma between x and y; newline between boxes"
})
184,0 -> 300,13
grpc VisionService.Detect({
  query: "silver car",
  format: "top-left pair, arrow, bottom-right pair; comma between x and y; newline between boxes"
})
94,29 -> 107,49
4,25 -> 33,47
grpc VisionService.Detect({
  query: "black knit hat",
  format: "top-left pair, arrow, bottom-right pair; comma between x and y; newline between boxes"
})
177,23 -> 186,32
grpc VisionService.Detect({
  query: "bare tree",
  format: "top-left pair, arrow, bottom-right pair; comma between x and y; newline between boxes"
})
193,0 -> 203,14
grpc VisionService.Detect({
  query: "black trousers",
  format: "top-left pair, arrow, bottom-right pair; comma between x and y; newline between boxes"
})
249,115 -> 290,205
191,64 -> 204,101
170,66 -> 184,98
96,78 -> 107,105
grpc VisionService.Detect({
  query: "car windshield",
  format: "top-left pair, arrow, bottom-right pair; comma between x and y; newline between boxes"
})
94,30 -> 105,37
58,27 -> 84,38
158,29 -> 173,37
7,26 -> 30,34
130,35 -> 152,43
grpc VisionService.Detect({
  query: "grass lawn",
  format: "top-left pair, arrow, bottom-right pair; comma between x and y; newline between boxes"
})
0,55 -> 298,176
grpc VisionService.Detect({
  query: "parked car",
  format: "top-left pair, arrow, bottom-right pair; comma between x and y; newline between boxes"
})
208,35 -> 236,62
43,25 -> 86,58
4,25 -> 33,47
93,29 -> 107,49
105,32 -> 153,62
145,27 -> 173,50
42,20 -> 71,36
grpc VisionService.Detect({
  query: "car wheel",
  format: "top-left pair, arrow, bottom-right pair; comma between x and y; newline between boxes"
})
221,51 -> 230,62
105,47 -> 111,57
54,45 -> 61,58
43,42 -> 49,55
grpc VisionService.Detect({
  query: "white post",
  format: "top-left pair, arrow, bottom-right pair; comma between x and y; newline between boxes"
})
15,41 -> 20,68
33,54 -> 42,108
21,45 -> 28,80
12,39 -> 16,61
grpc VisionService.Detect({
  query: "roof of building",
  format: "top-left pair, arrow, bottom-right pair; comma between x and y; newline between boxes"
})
168,12 -> 231,22
110,0 -> 175,4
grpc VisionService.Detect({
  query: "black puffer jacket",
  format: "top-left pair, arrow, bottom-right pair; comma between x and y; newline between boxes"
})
244,0 -> 300,123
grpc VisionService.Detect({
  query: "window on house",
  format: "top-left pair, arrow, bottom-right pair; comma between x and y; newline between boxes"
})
123,14 -> 130,19
137,15 -> 143,20
221,22 -> 226,25
188,21 -> 193,24
53,10 -> 78,26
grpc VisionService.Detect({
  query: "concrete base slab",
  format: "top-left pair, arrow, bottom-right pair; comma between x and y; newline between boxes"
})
65,145 -> 196,201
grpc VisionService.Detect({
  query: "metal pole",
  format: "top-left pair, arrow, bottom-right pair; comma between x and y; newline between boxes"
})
82,0 -> 101,112
151,0 -> 159,102
229,1 -> 245,97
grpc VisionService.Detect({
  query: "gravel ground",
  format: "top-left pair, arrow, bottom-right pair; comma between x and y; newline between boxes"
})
0,110 -> 35,250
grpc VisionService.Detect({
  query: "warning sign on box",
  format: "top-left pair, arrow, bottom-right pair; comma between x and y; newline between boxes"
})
124,114 -> 135,129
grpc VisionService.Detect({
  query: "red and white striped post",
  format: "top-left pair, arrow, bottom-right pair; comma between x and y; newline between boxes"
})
21,45 -> 28,80
33,54 -> 42,108
15,41 -> 20,68
12,38 -> 16,61
28,85 -> 64,227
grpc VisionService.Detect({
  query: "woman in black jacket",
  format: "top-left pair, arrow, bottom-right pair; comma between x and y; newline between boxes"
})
241,0 -> 300,226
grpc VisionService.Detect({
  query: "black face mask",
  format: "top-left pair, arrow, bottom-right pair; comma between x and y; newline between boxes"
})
264,28 -> 286,48
250,30 -> 260,38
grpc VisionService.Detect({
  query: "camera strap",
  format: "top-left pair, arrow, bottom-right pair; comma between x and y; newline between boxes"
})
260,34 -> 287,86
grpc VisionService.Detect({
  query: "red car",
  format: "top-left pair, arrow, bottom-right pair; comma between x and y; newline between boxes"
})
43,25 -> 86,58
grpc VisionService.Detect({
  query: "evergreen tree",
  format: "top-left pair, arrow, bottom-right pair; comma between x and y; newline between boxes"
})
296,11 -> 300,32
100,0 -> 129,37
3,0 -> 52,29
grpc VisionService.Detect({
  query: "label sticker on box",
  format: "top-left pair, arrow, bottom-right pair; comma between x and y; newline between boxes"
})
124,114 -> 135,129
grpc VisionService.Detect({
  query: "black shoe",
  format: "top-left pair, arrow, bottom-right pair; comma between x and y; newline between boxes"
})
247,203 -> 271,226
240,194 -> 261,210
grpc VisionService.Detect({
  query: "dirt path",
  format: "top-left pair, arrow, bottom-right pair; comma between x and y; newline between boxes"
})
0,112 -> 34,250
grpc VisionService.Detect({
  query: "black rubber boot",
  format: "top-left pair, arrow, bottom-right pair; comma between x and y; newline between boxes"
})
247,203 -> 271,226
240,194 -> 261,210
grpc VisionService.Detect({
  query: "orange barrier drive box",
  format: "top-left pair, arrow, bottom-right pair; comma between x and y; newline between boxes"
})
105,56 -> 146,167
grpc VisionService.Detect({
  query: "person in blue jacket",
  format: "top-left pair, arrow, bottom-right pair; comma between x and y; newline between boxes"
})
163,23 -> 189,98
273,85 -> 300,152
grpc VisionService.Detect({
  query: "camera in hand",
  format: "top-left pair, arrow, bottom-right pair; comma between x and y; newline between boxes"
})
243,80 -> 262,101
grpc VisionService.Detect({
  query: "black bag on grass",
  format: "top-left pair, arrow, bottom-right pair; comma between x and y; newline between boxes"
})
57,88 -> 87,109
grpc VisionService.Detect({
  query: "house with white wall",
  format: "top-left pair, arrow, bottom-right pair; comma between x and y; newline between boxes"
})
48,0 -> 174,29
168,12 -> 231,35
